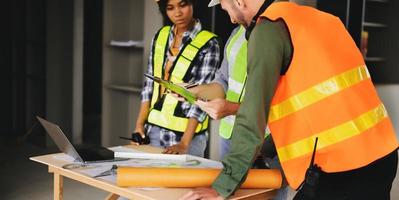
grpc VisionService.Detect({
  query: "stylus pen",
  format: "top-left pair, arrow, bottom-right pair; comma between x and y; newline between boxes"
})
185,83 -> 198,89
119,136 -> 132,141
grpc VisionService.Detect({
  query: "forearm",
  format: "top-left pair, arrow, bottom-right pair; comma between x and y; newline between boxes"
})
135,101 -> 150,128
212,20 -> 287,197
225,101 -> 240,116
191,82 -> 225,100
180,118 -> 199,147
162,118 -> 200,154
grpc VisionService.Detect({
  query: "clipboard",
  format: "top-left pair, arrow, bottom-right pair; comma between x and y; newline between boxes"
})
144,73 -> 197,104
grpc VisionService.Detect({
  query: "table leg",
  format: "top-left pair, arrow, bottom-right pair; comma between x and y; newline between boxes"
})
105,193 -> 120,200
54,173 -> 63,200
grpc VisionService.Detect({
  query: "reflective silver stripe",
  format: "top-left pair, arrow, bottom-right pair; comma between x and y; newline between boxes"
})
227,31 -> 247,74
228,77 -> 245,95
224,115 -> 236,125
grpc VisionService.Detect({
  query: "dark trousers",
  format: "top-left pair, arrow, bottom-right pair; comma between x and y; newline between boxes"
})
294,149 -> 398,200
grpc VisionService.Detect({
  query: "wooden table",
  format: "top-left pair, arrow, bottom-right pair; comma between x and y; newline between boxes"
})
30,145 -> 276,200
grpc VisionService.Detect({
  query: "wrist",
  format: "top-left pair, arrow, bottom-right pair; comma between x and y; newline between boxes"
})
226,101 -> 240,116
136,121 -> 145,127
180,138 -> 191,147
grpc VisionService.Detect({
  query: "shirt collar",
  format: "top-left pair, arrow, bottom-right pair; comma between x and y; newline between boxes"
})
170,20 -> 202,42
245,0 -> 283,40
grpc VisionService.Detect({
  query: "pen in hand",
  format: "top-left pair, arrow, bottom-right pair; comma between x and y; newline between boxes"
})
184,83 -> 198,89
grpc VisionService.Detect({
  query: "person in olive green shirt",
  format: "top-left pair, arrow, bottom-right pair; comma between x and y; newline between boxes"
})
179,0 -> 292,199
190,25 -> 289,200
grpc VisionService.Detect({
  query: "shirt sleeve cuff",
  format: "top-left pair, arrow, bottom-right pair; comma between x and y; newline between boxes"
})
212,79 -> 228,93
186,105 -> 207,122
141,97 -> 150,102
211,171 -> 242,198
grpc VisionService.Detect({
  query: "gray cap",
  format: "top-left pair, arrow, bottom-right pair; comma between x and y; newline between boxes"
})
208,0 -> 220,7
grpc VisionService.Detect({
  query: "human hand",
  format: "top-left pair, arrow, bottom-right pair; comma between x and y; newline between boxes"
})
178,188 -> 224,200
170,92 -> 186,102
195,98 -> 233,120
163,142 -> 189,154
130,125 -> 146,145
170,83 -> 199,102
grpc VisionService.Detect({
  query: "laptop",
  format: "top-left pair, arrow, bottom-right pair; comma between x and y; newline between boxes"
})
37,116 -> 125,163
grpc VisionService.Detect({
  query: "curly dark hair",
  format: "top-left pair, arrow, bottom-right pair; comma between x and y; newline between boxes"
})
157,0 -> 199,26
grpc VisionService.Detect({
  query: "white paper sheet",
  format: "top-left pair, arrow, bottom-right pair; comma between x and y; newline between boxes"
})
56,146 -> 223,184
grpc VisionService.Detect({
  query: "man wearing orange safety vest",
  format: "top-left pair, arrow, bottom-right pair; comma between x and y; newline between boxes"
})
180,0 -> 398,200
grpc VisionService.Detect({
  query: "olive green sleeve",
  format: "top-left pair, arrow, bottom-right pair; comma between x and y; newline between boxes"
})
212,19 -> 292,197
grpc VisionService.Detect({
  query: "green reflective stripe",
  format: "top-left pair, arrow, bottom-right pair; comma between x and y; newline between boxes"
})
148,95 -> 209,133
219,115 -> 235,139
225,90 -> 241,102
225,26 -> 247,103
172,30 -> 216,80
183,45 -> 199,60
169,75 -> 181,84
219,116 -> 270,139
226,26 -> 244,61
219,119 -> 234,139
229,34 -> 247,81
225,49 -> 247,102
172,57 -> 192,81
230,45 -> 247,80
151,26 -> 171,107
190,31 -> 216,48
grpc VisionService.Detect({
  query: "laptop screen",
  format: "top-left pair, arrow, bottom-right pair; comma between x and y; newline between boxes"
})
37,116 -> 84,162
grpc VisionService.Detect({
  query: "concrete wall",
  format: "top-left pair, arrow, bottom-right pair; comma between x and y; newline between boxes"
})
143,1 -> 162,71
101,0 -> 158,146
46,0 -> 74,141
46,0 -> 83,144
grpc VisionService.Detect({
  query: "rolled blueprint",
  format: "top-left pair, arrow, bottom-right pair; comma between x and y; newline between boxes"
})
117,167 -> 282,189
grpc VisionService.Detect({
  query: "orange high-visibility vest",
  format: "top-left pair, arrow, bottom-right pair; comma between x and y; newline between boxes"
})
261,2 -> 398,189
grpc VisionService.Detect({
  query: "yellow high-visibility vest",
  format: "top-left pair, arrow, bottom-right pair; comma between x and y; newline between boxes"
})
219,26 -> 247,139
219,26 -> 271,139
147,26 -> 216,133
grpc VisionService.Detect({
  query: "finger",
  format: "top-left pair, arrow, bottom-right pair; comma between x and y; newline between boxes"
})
130,141 -> 140,146
171,94 -> 186,102
178,191 -> 201,200
166,148 -> 177,154
162,149 -> 171,154
191,188 -> 221,200
166,150 -> 178,155
170,93 -> 180,98
163,148 -> 177,154
212,112 -> 222,120
196,103 -> 211,113
195,100 -> 206,106
178,191 -> 194,200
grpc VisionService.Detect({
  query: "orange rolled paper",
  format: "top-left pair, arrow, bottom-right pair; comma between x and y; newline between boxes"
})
117,167 -> 282,189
